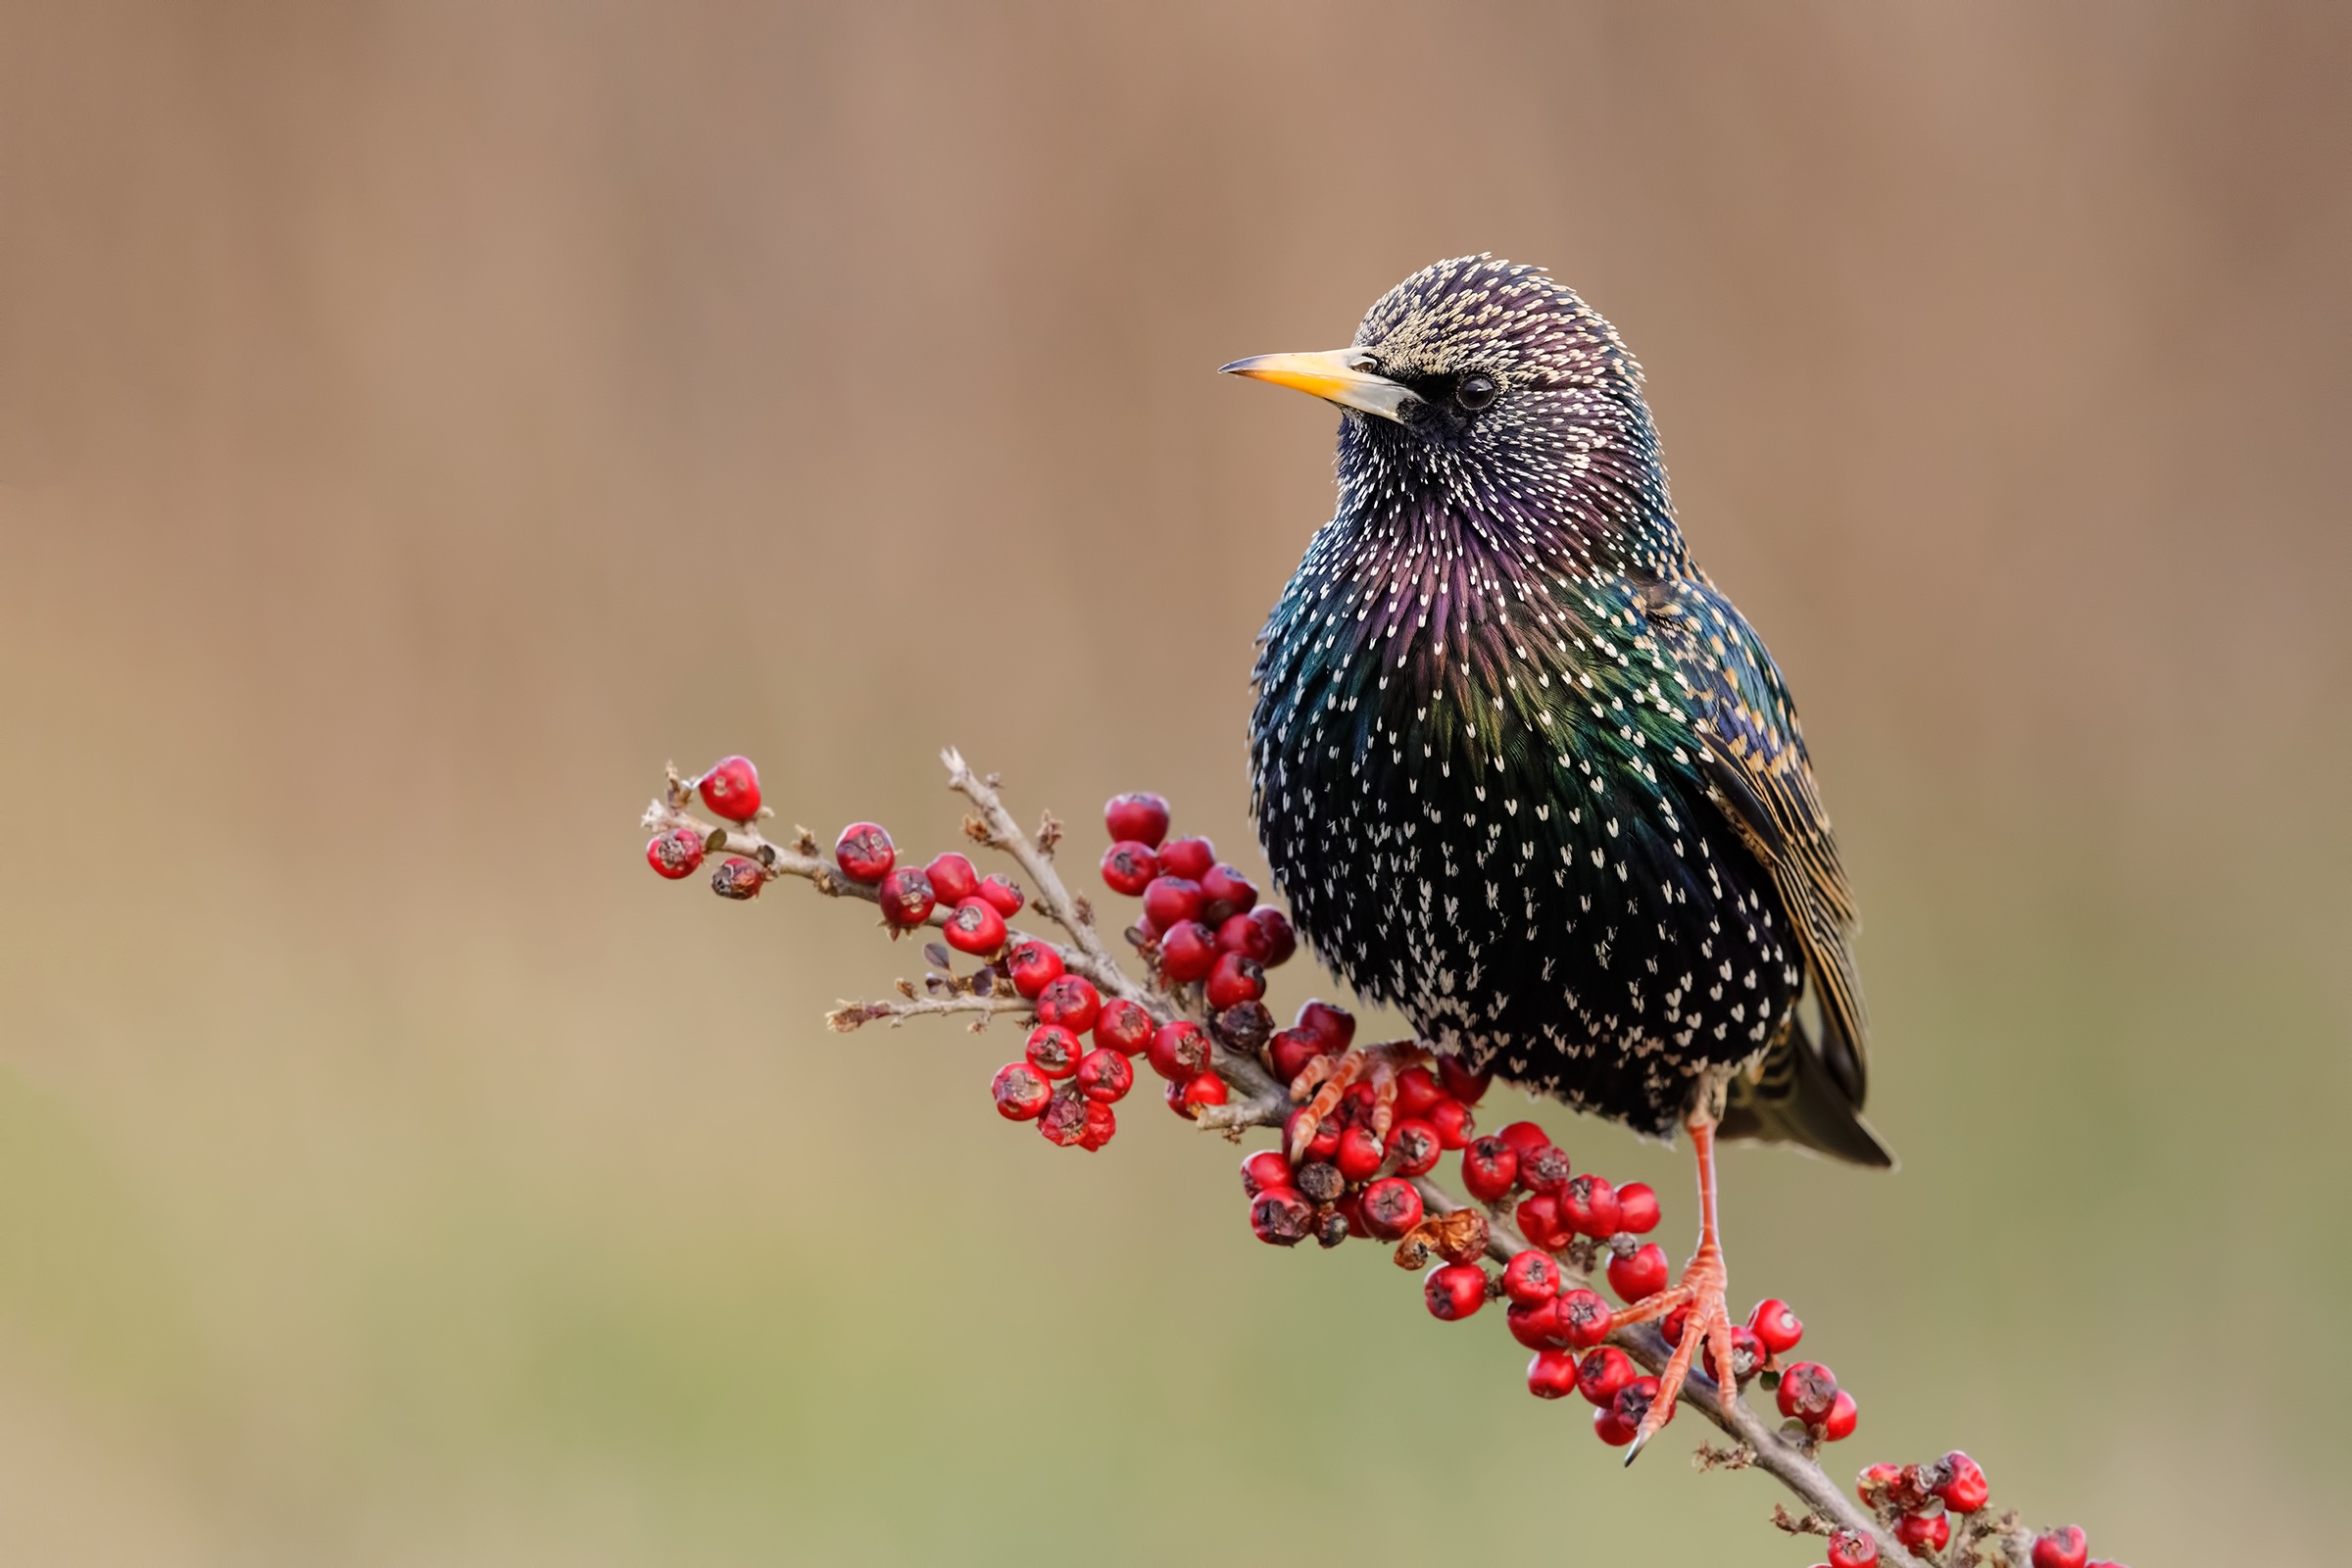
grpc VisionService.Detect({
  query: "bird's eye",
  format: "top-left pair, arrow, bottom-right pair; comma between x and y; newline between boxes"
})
1455,373 -> 1498,412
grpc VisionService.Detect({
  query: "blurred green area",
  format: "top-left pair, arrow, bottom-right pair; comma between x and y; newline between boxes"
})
1,2 -> 2345,1563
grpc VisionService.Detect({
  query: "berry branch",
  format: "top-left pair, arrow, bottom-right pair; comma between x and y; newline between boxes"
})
639,752 -> 2127,1568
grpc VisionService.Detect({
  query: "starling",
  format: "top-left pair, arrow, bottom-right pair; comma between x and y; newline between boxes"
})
1225,256 -> 1891,1456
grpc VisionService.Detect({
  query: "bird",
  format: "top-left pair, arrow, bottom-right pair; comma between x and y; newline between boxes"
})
1223,255 -> 1892,1458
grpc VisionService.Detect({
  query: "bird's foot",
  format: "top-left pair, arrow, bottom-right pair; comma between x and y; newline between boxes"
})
1286,1040 -> 1430,1152
1608,1239 -> 1738,1464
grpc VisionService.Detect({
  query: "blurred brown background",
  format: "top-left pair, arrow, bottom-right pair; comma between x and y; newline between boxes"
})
2,3 -> 2345,1563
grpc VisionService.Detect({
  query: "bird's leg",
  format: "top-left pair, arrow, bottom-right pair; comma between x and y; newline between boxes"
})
1608,1101 -> 1740,1463
1287,1040 -> 1429,1150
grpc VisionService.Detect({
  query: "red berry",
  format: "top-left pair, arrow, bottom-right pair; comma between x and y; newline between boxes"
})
1077,1100 -> 1116,1151
991,1061 -> 1053,1121
1560,1173 -> 1622,1237
1092,998 -> 1152,1055
1387,1118 -> 1441,1177
1157,835 -> 1214,880
1436,1054 -> 1491,1104
1037,1091 -> 1089,1147
1146,1021 -> 1212,1082
1505,1298 -> 1568,1349
942,895 -> 1005,955
1180,1072 -> 1228,1113
1610,1375 -> 1669,1436
1776,1361 -> 1839,1424
1517,1142 -> 1573,1196
646,827 -> 707,879
1103,792 -> 1170,848
1424,1263 -> 1488,1321
877,867 -> 936,928
1858,1463 -> 1933,1514
1284,1106 -> 1344,1164
1212,911 -> 1270,961
1555,1288 -> 1612,1348
1267,1029 -> 1325,1084
1025,1023 -> 1085,1079
1827,1527 -> 1880,1568
1514,1193 -> 1573,1252
1250,906 -> 1297,965
1158,920 -> 1217,983
1294,1001 -> 1356,1054
1527,1348 -> 1581,1399
1358,1177 -> 1423,1239
1198,862 -> 1258,922
1004,940 -> 1063,999
1660,1301 -> 1690,1348
1389,1065 -> 1442,1119
1894,1514 -> 1949,1555
1034,975 -> 1102,1033
1576,1345 -> 1638,1407
1819,1389 -> 1858,1443
1932,1451 -> 1988,1513
1239,1152 -> 1292,1198
1335,1122 -> 1387,1182
710,857 -> 766,899
1614,1181 -> 1661,1234
833,822 -> 895,883
1745,1297 -> 1804,1353
1496,1121 -> 1550,1160
976,873 -> 1023,917
1100,841 -> 1160,896
1250,1186 -> 1313,1245
1142,876 -> 1203,931
2031,1529 -> 2088,1568
1608,1243 -> 1671,1302
924,852 -> 980,906
1724,1324 -> 1768,1384
1500,1249 -> 1563,1306
697,757 -> 761,822
1592,1404 -> 1639,1446
1076,1047 -> 1133,1103
1461,1137 -> 1521,1202
1204,952 -> 1267,1010
1426,1099 -> 1475,1150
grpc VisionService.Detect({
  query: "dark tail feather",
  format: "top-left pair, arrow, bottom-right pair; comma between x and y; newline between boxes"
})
1721,1009 -> 1896,1169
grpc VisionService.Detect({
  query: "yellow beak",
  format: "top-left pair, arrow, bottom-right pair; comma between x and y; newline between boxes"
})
1219,349 -> 1420,424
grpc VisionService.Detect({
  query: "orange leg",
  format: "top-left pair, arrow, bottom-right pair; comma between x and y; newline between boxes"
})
1287,1041 -> 1429,1151
1608,1105 -> 1740,1462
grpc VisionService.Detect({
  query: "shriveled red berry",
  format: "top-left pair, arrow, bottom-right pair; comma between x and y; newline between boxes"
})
1560,1173 -> 1622,1237
1608,1243 -> 1671,1302
1198,862 -> 1258,922
1158,919 -> 1217,982
877,867 -> 936,928
1527,1348 -> 1581,1399
697,757 -> 761,822
991,1061 -> 1053,1120
1037,1091 -> 1089,1147
1025,1023 -> 1085,1079
1100,841 -> 1160,896
1250,906 -> 1297,965
1500,1249 -> 1563,1306
1203,952 -> 1266,1011
1294,1001 -> 1355,1053
1033,975 -> 1102,1033
1146,1020 -> 1211,1081
1826,1527 -> 1880,1568
1819,1389 -> 1858,1442
1506,1298 -> 1567,1350
1610,1375 -> 1669,1436
1335,1122 -> 1387,1182
1387,1118 -> 1441,1177
1142,876 -> 1204,931
1496,1121 -> 1551,1160
1894,1514 -> 1949,1555
1516,1193 -> 1574,1252
1747,1298 -> 1804,1353
1391,1065 -> 1443,1119
1931,1451 -> 1988,1512
1250,1186 -> 1313,1246
1092,998 -> 1152,1055
2031,1528 -> 2088,1568
1103,792 -> 1170,848
1284,1106 -> 1343,1164
1004,939 -> 1062,999
1858,1463 -> 1932,1514
976,874 -> 1023,917
1518,1142 -> 1573,1196
1555,1288 -> 1612,1348
1776,1361 -> 1839,1424
1576,1345 -> 1638,1407
1076,1100 -> 1116,1151
834,822 -> 895,883
1426,1098 -> 1474,1150
1461,1137 -> 1520,1202
1614,1181 -> 1661,1234
1267,1029 -> 1324,1084
1359,1177 -> 1423,1240
1424,1263 -> 1488,1321
710,857 -> 766,899
1157,835 -> 1214,880
924,852 -> 979,906
942,896 -> 1005,955
1075,1047 -> 1133,1103
1180,1072 -> 1228,1113
1592,1404 -> 1638,1446
646,827 -> 707,879
1436,1054 -> 1491,1104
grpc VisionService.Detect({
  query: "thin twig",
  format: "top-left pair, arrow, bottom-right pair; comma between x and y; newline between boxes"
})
826,994 -> 1034,1032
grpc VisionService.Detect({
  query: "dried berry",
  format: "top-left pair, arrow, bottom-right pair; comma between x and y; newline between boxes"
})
1100,841 -> 1161,896
990,1061 -> 1053,1121
1076,1100 -> 1116,1151
710,857 -> 766,900
697,757 -> 761,822
1250,1186 -> 1313,1245
1210,1001 -> 1273,1054
1103,792 -> 1171,848
943,896 -> 1006,955
833,822 -> 895,883
646,828 -> 707,879
1293,1160 -> 1345,1204
1037,1091 -> 1090,1148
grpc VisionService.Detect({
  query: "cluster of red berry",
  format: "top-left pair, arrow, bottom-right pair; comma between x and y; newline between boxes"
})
1836,1457 -> 2122,1568
1097,791 -> 1298,1028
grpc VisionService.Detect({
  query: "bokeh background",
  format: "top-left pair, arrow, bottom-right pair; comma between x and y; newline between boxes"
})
2,3 -> 2346,1563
